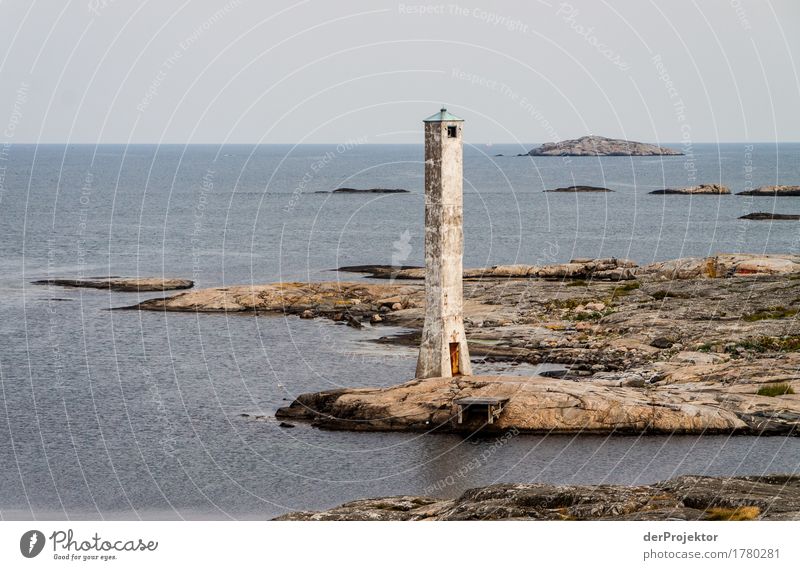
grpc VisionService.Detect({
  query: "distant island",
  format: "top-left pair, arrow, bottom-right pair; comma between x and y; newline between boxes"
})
526,135 -> 683,156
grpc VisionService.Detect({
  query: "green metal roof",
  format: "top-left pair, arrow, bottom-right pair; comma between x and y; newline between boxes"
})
423,107 -> 463,122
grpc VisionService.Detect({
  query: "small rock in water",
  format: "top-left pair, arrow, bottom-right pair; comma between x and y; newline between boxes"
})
371,314 -> 383,323
737,185 -> 800,196
739,212 -> 800,221
300,309 -> 314,319
544,185 -> 614,193
278,422 -> 295,428
649,183 -> 730,195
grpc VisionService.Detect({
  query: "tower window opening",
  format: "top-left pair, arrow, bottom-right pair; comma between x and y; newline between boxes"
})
447,125 -> 457,138
449,343 -> 461,375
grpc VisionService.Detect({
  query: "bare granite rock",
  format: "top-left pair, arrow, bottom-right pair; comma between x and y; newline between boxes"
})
527,136 -> 682,157
274,474 -> 800,521
738,185 -> 800,197
649,184 -> 730,195
33,277 -> 194,292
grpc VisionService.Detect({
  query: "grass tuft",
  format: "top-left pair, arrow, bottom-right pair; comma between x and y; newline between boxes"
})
651,290 -> 689,300
574,311 -> 602,321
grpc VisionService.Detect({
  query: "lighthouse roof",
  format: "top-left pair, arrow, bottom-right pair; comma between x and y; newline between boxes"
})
423,107 -> 463,122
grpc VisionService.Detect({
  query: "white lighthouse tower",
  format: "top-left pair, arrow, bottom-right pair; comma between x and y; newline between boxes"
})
415,108 -> 472,379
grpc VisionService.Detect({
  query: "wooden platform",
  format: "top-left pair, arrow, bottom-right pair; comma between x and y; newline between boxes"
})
453,397 -> 509,424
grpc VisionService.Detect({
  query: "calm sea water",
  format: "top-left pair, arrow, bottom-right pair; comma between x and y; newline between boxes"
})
1,143 -> 799,520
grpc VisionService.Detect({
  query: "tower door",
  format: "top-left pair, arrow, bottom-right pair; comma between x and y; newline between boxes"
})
449,343 -> 461,375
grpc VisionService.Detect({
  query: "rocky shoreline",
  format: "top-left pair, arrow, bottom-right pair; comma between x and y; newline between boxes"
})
275,474 -> 800,520
126,253 -> 800,436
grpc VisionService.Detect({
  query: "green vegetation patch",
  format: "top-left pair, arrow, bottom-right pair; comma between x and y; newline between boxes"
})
728,335 -> 800,353
742,306 -> 799,322
549,298 -> 588,310
574,311 -> 603,322
756,383 -> 796,397
615,281 -> 641,293
609,281 -> 640,304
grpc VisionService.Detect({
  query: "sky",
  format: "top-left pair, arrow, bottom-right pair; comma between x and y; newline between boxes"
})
0,0 -> 798,144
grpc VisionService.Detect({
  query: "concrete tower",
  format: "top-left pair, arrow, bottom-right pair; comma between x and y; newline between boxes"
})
416,108 -> 472,379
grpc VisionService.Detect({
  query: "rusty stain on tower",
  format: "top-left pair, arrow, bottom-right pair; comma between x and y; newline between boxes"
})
415,108 -> 472,379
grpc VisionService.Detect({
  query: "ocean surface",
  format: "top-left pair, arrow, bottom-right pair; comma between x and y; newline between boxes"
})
1,142 -> 799,520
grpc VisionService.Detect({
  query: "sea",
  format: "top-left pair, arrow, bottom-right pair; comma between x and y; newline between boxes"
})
1,142 -> 799,519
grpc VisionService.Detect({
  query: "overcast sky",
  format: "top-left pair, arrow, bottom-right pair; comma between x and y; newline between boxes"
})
0,0 -> 797,144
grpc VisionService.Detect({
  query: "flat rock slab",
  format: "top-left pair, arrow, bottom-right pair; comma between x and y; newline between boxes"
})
33,277 -> 194,292
274,370 -> 800,435
275,474 -> 800,521
125,281 -> 423,317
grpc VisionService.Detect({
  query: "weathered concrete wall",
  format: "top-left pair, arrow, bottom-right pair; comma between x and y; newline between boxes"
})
416,119 -> 472,378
